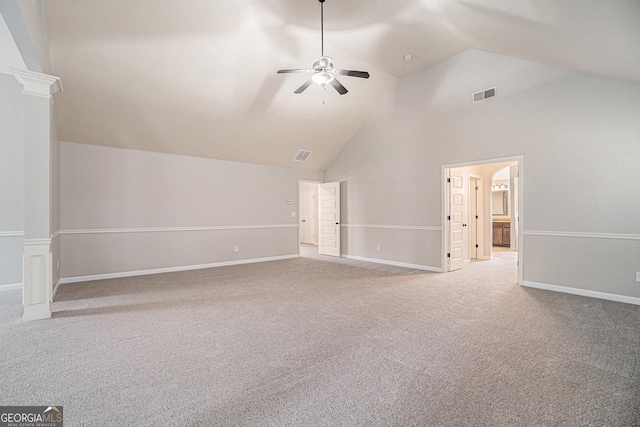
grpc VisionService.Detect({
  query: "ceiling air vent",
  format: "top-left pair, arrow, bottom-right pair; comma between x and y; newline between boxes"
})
293,150 -> 312,162
473,87 -> 496,103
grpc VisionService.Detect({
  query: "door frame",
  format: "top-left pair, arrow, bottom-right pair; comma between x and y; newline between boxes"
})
442,156 -> 524,284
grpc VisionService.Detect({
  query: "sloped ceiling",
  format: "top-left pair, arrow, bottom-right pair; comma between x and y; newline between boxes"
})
0,13 -> 26,74
27,0 -> 640,171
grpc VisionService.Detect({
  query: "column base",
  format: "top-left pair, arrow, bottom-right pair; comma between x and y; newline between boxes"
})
23,239 -> 52,322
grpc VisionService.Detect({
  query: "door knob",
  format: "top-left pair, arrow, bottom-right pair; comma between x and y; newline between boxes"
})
463,224 -> 467,227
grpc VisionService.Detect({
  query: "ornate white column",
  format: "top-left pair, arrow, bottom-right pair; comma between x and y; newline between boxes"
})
13,69 -> 62,321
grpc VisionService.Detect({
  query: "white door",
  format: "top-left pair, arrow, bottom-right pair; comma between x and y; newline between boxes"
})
469,178 -> 478,259
318,182 -> 340,257
449,172 -> 465,271
299,190 -> 316,244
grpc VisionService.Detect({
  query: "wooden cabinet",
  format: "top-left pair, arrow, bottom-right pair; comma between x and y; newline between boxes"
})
492,222 -> 511,247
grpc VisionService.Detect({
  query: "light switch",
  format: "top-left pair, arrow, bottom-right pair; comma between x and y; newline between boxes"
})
291,212 -> 296,217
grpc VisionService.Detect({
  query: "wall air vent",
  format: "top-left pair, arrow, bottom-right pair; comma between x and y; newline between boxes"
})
473,87 -> 496,103
293,150 -> 312,162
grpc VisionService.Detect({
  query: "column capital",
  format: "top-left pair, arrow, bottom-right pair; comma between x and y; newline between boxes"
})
12,68 -> 63,98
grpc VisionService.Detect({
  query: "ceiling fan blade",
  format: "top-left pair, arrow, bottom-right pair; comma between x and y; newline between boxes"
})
294,79 -> 314,94
330,78 -> 348,95
277,69 -> 315,74
336,69 -> 370,79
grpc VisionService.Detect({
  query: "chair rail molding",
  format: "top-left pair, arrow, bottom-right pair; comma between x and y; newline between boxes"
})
341,224 -> 442,231
58,224 -> 297,235
523,230 -> 640,241
0,231 -> 24,238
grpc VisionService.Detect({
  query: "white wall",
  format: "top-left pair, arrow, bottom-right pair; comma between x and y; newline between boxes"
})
60,142 -> 322,279
325,49 -> 640,300
0,73 -> 25,287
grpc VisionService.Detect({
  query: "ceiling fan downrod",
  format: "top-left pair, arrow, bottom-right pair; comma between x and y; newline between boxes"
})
320,0 -> 325,57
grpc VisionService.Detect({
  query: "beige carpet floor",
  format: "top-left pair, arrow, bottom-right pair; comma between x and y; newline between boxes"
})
1,249 -> 639,426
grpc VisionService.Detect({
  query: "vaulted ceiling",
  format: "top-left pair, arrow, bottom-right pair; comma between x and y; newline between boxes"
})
12,0 -> 640,170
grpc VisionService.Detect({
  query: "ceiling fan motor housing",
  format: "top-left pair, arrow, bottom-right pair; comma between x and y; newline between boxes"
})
315,56 -> 334,71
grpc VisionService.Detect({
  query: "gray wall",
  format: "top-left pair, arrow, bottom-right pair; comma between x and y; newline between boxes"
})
60,142 -> 322,279
0,73 -> 25,287
325,49 -> 640,299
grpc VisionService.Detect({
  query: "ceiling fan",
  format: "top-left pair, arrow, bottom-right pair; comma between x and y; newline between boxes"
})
277,0 -> 370,95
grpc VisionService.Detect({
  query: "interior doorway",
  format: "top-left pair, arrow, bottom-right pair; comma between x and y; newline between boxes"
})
442,157 -> 523,284
300,190 -> 316,244
298,180 -> 321,257
298,180 -> 342,258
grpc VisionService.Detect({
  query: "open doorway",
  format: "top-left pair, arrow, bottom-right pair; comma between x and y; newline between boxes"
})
442,157 -> 523,283
298,180 -> 321,257
298,180 -> 342,259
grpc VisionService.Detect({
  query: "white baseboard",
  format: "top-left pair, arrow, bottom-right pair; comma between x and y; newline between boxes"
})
522,281 -> 640,306
1,282 -> 61,301
0,283 -> 22,292
22,308 -> 52,322
52,280 -> 62,300
59,254 -> 299,285
343,255 -> 442,273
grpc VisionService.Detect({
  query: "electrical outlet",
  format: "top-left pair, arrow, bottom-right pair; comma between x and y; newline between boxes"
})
56,261 -> 60,271
291,212 -> 296,217
636,272 -> 640,283
376,244 -> 381,251
234,246 -> 239,253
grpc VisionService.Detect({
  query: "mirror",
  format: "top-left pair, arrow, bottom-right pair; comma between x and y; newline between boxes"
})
492,190 -> 508,216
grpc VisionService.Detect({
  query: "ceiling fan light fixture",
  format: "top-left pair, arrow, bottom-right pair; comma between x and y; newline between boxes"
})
312,71 -> 335,87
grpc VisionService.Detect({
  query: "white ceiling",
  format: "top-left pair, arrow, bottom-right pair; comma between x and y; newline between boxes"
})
27,0 -> 640,170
